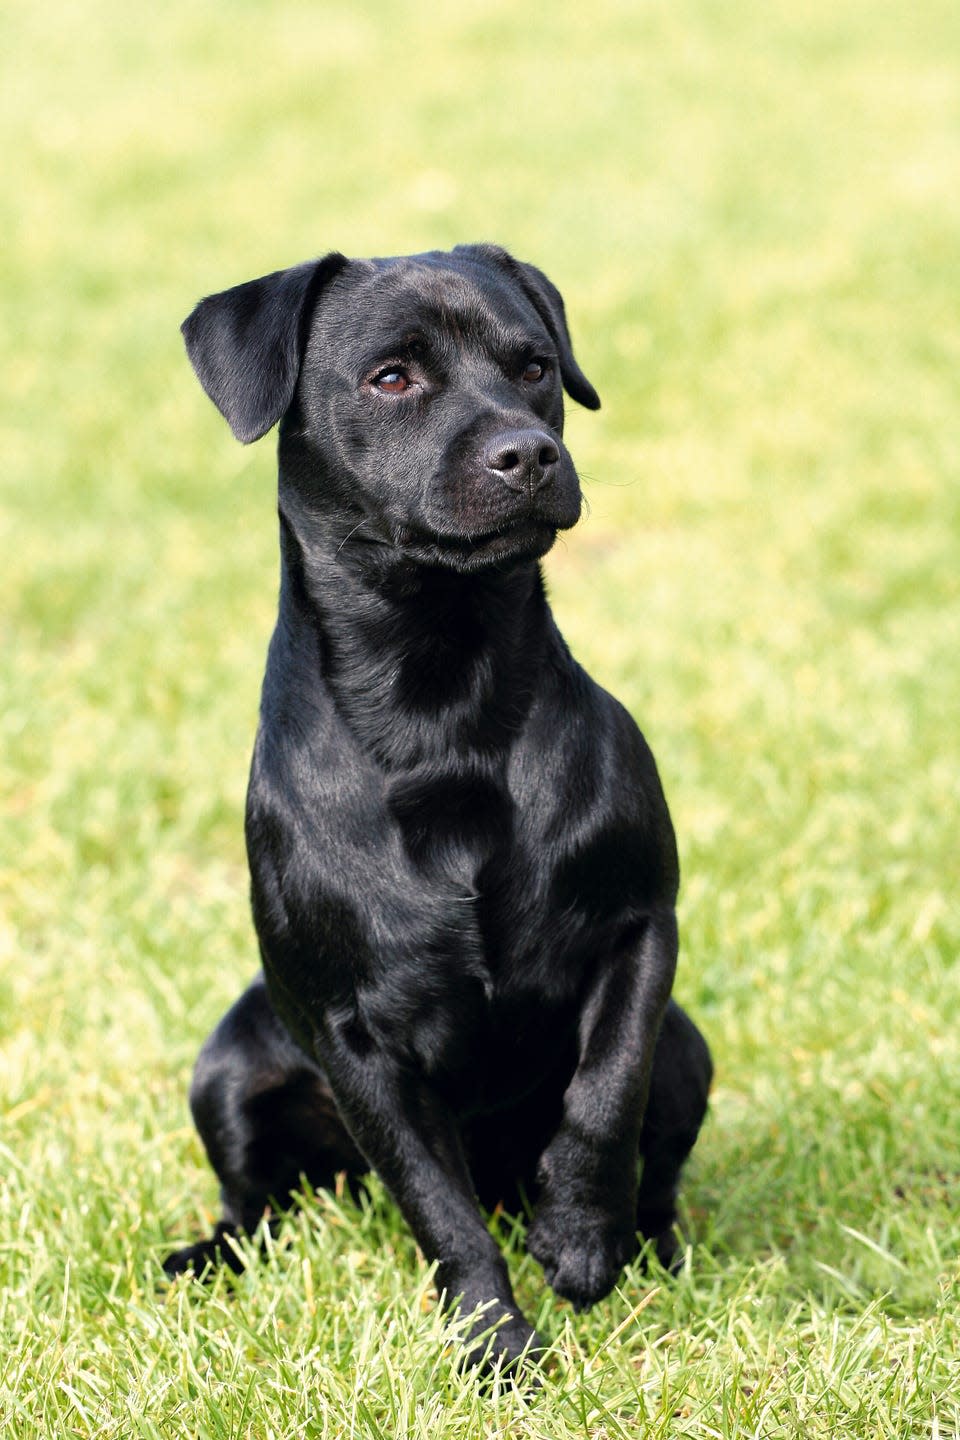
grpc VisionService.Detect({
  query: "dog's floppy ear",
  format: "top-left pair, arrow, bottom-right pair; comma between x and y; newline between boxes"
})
181,252 -> 348,443
456,244 -> 601,411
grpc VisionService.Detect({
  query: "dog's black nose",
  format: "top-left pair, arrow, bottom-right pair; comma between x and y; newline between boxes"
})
484,429 -> 560,494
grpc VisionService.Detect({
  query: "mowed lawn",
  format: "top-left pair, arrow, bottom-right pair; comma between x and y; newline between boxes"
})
2,1 -> 958,1435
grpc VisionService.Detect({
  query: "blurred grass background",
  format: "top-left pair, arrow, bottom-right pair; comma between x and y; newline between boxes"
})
1,1 -> 958,1434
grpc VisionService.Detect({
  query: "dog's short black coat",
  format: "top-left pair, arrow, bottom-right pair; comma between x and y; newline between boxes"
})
164,244 -> 712,1371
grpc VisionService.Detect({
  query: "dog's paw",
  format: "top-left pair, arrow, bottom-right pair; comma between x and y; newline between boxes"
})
162,1224 -> 248,1279
458,1300 -> 546,1379
527,1203 -> 637,1312
636,1205 -> 682,1273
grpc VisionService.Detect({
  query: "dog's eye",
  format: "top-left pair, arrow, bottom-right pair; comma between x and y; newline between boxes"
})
372,369 -> 411,394
522,360 -> 547,384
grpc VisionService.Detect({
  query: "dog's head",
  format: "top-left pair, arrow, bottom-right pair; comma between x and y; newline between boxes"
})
182,245 -> 600,573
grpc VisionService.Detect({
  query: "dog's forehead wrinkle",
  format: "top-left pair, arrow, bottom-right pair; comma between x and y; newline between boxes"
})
333,257 -> 543,360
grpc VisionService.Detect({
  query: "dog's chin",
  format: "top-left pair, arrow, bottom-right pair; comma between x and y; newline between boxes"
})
398,518 -> 562,573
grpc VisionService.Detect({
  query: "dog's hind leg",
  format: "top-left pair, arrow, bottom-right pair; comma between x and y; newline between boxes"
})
163,972 -> 366,1276
635,998 -> 712,1268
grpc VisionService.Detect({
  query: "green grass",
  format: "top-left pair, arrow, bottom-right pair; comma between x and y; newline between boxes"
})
2,0 -> 959,1433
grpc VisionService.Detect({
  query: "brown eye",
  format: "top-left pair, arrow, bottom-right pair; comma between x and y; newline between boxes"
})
373,369 -> 410,394
522,360 -> 546,383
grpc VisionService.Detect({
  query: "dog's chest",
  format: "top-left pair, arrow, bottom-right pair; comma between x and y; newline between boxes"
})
372,778 -> 611,1092
380,930 -> 582,1113
384,762 -> 512,885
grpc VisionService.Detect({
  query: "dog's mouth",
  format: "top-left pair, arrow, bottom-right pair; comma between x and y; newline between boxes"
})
394,516 -> 560,570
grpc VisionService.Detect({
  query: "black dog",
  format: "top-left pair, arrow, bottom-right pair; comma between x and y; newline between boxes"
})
164,245 -> 712,1371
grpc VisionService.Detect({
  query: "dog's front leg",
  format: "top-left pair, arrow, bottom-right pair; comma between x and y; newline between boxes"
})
527,911 -> 678,1310
316,1010 -> 542,1371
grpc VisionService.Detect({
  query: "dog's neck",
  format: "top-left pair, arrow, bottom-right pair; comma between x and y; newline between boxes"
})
273,500 -> 555,774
